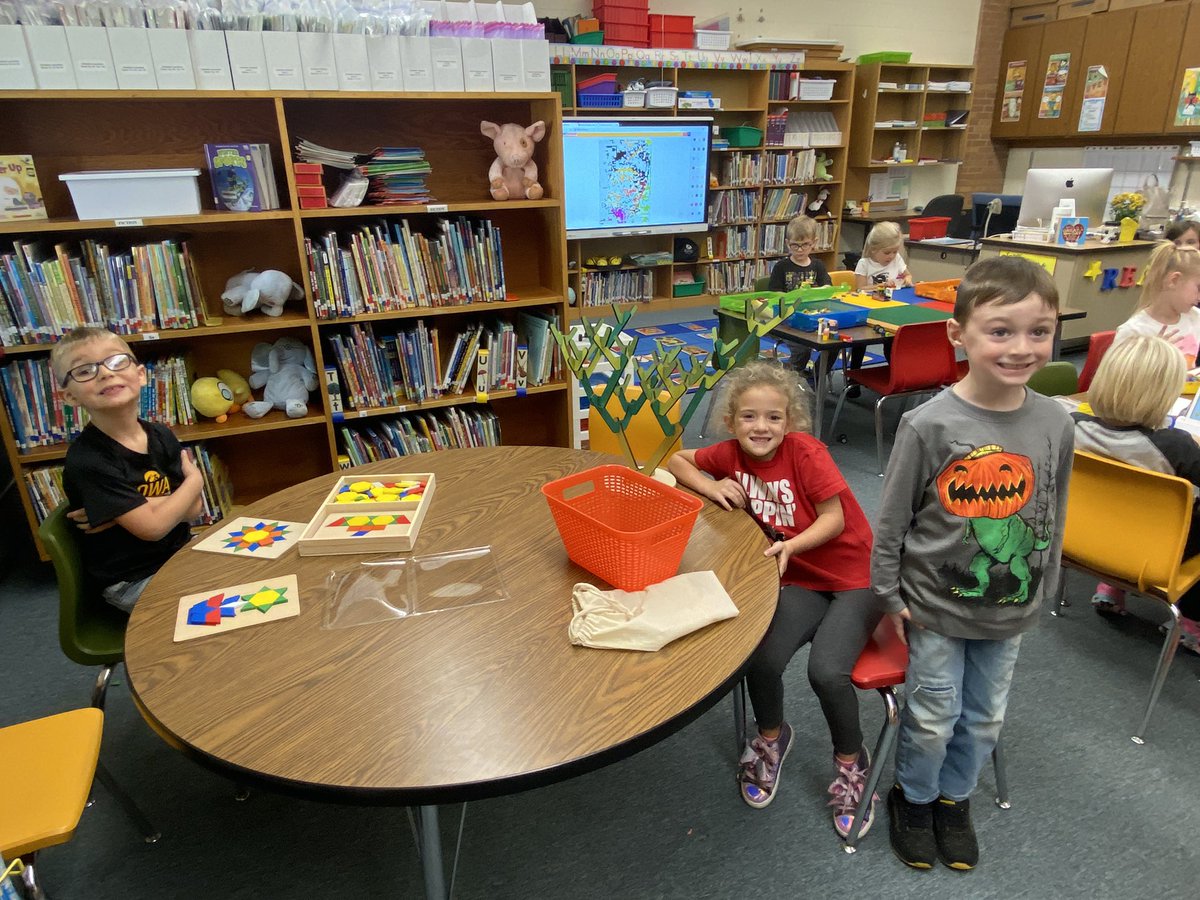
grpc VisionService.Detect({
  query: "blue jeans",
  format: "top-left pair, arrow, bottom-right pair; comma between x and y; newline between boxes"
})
894,627 -> 1022,804
102,575 -> 152,613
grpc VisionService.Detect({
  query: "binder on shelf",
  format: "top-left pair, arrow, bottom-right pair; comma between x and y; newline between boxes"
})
400,36 -> 434,91
297,31 -> 338,90
261,30 -> 305,91
490,39 -> 524,92
188,29 -> 234,90
224,29 -> 269,90
521,38 -> 551,93
461,36 -> 494,91
106,26 -> 158,90
146,26 -> 196,90
0,25 -> 36,90
22,24 -> 77,89
366,33 -> 402,91
430,36 -> 465,92
333,32 -> 371,90
63,25 -> 117,90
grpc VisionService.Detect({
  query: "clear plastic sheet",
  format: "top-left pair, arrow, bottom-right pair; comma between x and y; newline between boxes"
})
321,546 -> 508,629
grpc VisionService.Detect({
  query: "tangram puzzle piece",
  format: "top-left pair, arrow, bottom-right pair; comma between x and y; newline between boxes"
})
1119,266 -> 1138,289
1100,268 -> 1119,291
186,592 -> 243,626
222,521 -> 291,552
241,585 -> 290,614
327,513 -> 411,536
1083,260 -> 1104,281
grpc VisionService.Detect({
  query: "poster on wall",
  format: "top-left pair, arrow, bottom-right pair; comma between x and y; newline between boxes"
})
1001,60 -> 1026,123
1175,66 -> 1200,127
1077,65 -> 1108,133
1038,52 -> 1070,120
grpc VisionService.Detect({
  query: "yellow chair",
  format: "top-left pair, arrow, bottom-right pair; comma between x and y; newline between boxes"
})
1059,450 -> 1200,743
588,387 -> 682,469
0,708 -> 103,899
829,269 -> 856,289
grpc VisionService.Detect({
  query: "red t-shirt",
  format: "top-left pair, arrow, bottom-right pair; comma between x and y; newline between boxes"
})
694,432 -> 873,591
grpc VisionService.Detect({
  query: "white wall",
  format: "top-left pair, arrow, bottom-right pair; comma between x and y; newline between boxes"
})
535,0 -> 981,64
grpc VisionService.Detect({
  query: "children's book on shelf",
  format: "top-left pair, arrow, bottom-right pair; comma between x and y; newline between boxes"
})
0,155 -> 47,221
203,143 -> 280,212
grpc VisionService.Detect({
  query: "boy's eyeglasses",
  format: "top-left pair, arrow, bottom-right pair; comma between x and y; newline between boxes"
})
787,240 -> 815,251
60,352 -> 136,388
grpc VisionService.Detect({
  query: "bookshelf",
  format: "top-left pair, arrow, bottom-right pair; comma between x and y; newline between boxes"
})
846,63 -> 975,205
551,60 -> 855,318
0,90 -> 568,559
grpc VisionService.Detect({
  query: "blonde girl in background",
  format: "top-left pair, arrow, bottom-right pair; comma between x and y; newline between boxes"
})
1113,242 -> 1200,364
854,221 -> 913,291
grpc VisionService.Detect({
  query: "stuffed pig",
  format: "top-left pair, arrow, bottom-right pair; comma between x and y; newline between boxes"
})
480,120 -> 546,201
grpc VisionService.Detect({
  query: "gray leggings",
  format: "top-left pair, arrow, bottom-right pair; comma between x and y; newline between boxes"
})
746,585 -> 882,756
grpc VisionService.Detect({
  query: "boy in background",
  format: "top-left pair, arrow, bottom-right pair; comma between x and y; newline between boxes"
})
871,257 -> 1073,871
768,215 -> 832,291
51,327 -> 203,612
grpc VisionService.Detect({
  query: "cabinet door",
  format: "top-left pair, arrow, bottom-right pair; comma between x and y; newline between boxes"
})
1025,17 -> 1087,139
1114,1 -> 1188,135
1065,8 -> 1135,136
992,25 -> 1044,139
1163,1 -> 1200,134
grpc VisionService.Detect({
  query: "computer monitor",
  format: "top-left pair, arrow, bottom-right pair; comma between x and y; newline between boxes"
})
1016,167 -> 1114,228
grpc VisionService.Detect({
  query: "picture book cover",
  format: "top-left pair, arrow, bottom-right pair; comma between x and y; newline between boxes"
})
0,155 -> 47,221
173,574 -> 300,642
203,144 -> 262,212
1056,216 -> 1088,247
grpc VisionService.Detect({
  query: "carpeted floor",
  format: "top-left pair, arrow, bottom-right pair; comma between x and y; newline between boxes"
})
1,347 -> 1197,899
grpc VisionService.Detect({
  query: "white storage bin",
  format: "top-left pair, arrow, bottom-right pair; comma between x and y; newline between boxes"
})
796,78 -> 835,101
694,29 -> 732,50
623,90 -> 646,107
59,169 -> 202,220
645,86 -> 677,108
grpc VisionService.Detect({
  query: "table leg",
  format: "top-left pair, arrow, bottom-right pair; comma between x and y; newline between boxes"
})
418,805 -> 447,900
813,349 -> 829,438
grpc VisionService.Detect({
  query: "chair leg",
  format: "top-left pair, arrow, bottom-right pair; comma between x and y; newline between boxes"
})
1132,604 -> 1182,745
93,761 -> 161,844
90,662 -> 116,710
827,385 -> 851,443
18,853 -> 45,900
992,739 -> 1010,810
844,686 -> 900,853
732,678 -> 747,756
874,396 -> 889,476
1050,565 -> 1068,617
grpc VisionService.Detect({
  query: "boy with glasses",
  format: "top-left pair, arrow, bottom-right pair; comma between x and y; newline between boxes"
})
768,215 -> 832,292
50,327 -> 203,612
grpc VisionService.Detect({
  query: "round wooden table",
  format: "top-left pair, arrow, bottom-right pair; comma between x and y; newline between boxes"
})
124,446 -> 778,898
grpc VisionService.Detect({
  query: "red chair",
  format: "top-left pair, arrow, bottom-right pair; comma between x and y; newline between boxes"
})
1077,330 -> 1115,392
842,620 -> 1010,852
827,320 -> 960,474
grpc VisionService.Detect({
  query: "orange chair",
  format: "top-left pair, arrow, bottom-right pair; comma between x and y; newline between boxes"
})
829,270 -> 856,289
1077,330 -> 1115,392
826,320 -> 961,474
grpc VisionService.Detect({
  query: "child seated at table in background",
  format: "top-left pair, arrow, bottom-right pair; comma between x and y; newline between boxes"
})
669,361 -> 882,839
769,215 -> 832,292
854,221 -> 913,292
1114,242 -> 1200,363
1071,335 -> 1200,652
1166,218 -> 1200,250
51,327 -> 203,612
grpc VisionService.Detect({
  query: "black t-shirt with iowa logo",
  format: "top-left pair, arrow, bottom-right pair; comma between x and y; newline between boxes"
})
64,420 -> 190,587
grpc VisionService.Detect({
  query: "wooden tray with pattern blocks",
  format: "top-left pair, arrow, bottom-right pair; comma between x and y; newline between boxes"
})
296,474 -> 435,556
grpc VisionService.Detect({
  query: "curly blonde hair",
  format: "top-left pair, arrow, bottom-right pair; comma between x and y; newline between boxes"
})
719,360 -> 812,434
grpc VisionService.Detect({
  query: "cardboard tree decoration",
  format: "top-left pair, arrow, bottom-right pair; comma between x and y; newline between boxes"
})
551,293 -> 813,476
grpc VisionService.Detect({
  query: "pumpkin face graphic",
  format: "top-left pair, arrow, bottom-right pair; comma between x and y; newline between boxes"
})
936,444 -> 1034,519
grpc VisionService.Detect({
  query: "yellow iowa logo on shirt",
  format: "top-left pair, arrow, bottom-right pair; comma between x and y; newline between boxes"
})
139,470 -> 172,498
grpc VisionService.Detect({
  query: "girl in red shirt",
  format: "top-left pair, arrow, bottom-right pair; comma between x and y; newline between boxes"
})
669,360 -> 881,840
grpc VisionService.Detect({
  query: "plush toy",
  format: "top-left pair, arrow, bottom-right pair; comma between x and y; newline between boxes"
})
814,153 -> 833,182
217,368 -> 252,408
221,270 -> 303,317
242,337 -> 318,419
480,120 -> 546,201
808,187 -> 832,218
190,377 -> 236,423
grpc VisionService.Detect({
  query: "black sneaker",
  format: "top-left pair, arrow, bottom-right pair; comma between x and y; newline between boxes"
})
933,796 -> 978,870
887,784 -> 936,869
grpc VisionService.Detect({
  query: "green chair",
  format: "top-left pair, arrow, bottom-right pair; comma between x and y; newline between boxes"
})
1026,361 -> 1079,397
38,503 -> 129,711
37,503 -> 161,844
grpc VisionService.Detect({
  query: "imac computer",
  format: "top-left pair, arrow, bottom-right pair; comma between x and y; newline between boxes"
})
1016,167 -> 1114,228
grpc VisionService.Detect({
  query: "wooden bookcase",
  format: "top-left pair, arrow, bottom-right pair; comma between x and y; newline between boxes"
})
551,60 -> 854,317
0,89 -> 569,559
846,62 -> 975,205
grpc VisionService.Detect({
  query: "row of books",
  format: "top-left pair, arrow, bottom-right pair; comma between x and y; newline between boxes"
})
762,189 -> 807,223
704,259 -> 771,294
23,443 -> 232,527
0,352 -> 199,451
764,149 -> 823,185
706,226 -> 758,260
718,153 -> 762,187
203,143 -> 282,212
578,270 -> 654,306
304,217 -> 506,317
760,220 -> 836,255
338,408 -> 501,465
0,237 -> 208,347
708,190 -> 761,227
325,313 -> 560,410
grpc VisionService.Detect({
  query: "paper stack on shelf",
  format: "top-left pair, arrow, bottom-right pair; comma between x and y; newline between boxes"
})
294,138 -> 363,170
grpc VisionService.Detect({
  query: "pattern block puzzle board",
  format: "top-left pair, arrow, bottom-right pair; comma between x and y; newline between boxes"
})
174,574 -> 300,642
191,517 -> 306,559
296,474 -> 435,556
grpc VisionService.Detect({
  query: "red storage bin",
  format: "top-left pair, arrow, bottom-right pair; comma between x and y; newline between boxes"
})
594,0 -> 649,12
908,216 -> 951,240
603,22 -> 650,45
649,14 -> 694,48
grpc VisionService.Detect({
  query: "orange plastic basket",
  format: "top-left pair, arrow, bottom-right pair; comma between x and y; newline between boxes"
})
914,278 -> 960,304
541,464 -> 703,591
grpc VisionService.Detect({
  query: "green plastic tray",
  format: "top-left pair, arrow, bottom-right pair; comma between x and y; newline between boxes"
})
722,126 -> 763,148
570,31 -> 604,45
672,279 -> 706,298
856,51 -> 912,64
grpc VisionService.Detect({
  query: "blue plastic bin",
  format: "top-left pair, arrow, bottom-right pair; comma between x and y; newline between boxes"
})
785,299 -> 870,332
